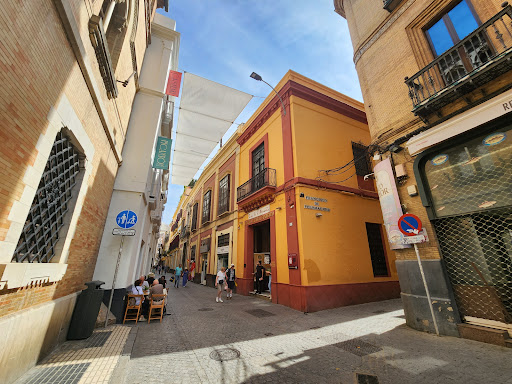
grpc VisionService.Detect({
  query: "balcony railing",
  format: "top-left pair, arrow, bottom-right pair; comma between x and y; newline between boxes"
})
405,5 -> 512,114
237,168 -> 277,202
180,224 -> 190,238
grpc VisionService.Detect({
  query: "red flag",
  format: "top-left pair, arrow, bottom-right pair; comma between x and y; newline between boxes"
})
165,70 -> 182,97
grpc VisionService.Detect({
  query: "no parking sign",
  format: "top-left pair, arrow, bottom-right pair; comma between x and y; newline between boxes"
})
398,214 -> 422,236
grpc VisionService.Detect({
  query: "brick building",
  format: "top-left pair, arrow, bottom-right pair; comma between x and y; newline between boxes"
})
0,1 -> 171,382
335,0 -> 512,344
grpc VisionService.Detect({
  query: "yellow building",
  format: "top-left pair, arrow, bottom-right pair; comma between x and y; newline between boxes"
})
235,71 -> 399,312
335,0 -> 512,343
170,133 -> 239,286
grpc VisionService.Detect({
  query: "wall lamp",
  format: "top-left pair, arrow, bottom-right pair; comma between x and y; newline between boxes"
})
117,71 -> 137,87
316,213 -> 323,217
250,72 -> 286,115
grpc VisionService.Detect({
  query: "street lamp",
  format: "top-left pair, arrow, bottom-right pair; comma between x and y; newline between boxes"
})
250,72 -> 286,116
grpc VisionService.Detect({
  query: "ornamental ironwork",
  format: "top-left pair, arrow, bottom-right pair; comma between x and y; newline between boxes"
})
12,132 -> 81,263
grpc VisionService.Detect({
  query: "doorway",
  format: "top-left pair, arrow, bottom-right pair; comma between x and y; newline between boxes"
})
253,220 -> 271,294
201,253 -> 208,285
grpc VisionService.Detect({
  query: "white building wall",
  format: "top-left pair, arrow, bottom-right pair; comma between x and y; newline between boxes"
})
93,14 -> 180,289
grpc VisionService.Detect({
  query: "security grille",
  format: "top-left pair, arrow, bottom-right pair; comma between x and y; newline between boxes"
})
423,127 -> 512,324
12,132 -> 81,263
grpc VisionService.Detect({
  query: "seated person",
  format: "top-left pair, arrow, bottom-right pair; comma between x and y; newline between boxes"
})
147,272 -> 156,286
131,279 -> 149,320
150,279 -> 165,305
140,275 -> 150,291
158,275 -> 167,288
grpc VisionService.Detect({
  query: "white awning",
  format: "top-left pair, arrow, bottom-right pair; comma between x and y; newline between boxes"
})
171,73 -> 252,185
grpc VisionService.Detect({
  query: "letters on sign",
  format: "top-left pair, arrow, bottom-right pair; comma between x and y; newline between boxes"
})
152,137 -> 172,170
166,71 -> 182,97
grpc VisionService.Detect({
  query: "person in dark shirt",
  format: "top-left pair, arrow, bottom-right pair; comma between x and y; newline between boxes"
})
147,272 -> 155,286
255,261 -> 265,294
159,275 -> 166,288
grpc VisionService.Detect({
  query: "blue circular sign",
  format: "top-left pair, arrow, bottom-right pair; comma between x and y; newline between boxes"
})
398,214 -> 422,236
116,210 -> 137,229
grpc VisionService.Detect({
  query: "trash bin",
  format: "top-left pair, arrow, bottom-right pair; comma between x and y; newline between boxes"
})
67,280 -> 105,340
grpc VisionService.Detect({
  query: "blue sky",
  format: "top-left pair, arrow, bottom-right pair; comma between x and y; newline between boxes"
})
158,0 -> 362,225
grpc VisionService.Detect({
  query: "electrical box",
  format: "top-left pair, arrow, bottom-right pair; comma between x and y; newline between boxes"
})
407,185 -> 418,196
288,253 -> 298,269
395,163 -> 407,178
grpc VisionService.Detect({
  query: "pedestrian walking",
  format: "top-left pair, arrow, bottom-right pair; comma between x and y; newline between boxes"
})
215,267 -> 226,303
226,264 -> 236,299
174,264 -> 183,288
182,268 -> 189,287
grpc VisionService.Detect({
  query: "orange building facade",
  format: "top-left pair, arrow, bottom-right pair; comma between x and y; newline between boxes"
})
235,71 -> 400,312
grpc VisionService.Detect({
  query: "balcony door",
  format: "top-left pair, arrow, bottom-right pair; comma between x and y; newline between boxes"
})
252,142 -> 265,190
425,1 -> 490,84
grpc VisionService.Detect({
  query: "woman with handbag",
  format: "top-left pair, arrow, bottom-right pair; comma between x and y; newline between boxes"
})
215,267 -> 227,303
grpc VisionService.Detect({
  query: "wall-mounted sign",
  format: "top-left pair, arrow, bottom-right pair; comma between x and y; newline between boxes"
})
112,228 -> 136,236
116,210 -> 137,229
152,136 -> 172,170
248,205 -> 270,220
217,245 -> 229,255
165,70 -> 182,97
304,195 -> 330,212
374,158 -> 410,249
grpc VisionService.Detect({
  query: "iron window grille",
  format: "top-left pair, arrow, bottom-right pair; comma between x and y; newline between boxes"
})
218,175 -> 230,215
202,190 -> 211,224
12,131 -> 82,263
365,223 -> 389,277
218,234 -> 230,247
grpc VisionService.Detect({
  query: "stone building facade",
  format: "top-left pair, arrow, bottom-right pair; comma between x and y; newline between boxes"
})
335,0 -> 512,344
0,1 -> 170,382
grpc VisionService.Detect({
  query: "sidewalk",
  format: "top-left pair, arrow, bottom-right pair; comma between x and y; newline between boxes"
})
119,282 -> 512,384
14,281 -> 512,384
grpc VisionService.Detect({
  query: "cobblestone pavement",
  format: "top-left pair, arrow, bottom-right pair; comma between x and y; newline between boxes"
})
16,326 -> 131,384
120,281 -> 512,384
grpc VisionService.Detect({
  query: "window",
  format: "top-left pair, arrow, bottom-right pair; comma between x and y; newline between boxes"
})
252,143 -> 265,176
202,190 -> 211,224
218,234 -> 230,247
218,175 -> 230,215
252,143 -> 265,190
426,1 -> 479,56
191,202 -> 198,231
12,131 -> 82,263
352,142 -> 371,177
365,223 -> 389,277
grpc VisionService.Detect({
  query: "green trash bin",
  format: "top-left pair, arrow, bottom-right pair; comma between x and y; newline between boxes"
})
67,280 -> 105,340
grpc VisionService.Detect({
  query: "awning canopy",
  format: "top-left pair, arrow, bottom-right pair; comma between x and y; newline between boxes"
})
171,73 -> 252,185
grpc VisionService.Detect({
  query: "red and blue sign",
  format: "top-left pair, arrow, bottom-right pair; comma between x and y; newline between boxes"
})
398,214 -> 422,236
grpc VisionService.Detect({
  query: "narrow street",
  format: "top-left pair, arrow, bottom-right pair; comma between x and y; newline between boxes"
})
117,283 -> 511,384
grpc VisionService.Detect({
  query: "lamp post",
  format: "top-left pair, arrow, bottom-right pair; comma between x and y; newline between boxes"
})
250,72 -> 286,116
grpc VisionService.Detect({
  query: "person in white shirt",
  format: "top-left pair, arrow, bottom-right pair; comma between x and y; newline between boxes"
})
215,267 -> 226,303
140,275 -> 150,291
131,279 -> 148,320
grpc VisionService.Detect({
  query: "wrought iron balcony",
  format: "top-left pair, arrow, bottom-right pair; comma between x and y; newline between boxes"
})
237,168 -> 277,202
405,5 -> 512,117
180,224 -> 190,238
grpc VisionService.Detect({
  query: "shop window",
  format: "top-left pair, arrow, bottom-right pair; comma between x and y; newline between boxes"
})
12,131 -> 84,263
352,142 -> 375,191
202,190 -> 211,224
365,223 -> 389,277
218,234 -> 230,247
422,126 -> 512,218
426,1 -> 479,56
190,245 -> 196,261
191,202 -> 198,231
218,174 -> 230,215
